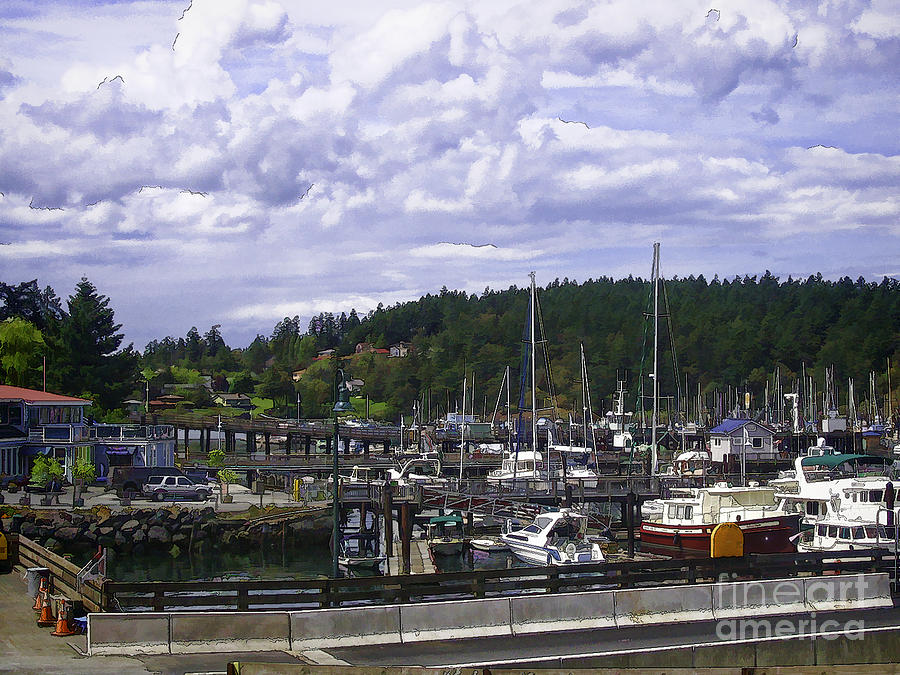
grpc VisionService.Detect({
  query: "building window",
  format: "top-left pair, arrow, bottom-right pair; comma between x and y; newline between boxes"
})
751,437 -> 762,448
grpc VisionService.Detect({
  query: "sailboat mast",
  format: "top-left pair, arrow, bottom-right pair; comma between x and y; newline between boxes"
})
651,242 -> 660,475
581,343 -> 588,448
460,373 -> 466,481
530,272 -> 538,453
506,365 -> 511,451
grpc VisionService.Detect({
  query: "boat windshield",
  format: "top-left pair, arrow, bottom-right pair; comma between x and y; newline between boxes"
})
549,518 -> 581,539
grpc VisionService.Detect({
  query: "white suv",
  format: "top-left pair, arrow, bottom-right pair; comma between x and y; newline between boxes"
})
142,475 -> 212,502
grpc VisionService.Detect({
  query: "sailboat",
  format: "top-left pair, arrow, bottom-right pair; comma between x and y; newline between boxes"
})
487,272 -> 549,486
550,344 -> 600,488
634,242 -> 681,477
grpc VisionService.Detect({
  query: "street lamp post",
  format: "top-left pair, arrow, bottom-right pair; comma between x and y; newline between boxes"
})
332,368 -> 354,578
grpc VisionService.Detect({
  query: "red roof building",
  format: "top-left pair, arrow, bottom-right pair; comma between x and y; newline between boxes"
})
0,385 -> 91,406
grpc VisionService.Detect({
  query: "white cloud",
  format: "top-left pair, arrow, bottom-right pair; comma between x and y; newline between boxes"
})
0,0 -> 897,347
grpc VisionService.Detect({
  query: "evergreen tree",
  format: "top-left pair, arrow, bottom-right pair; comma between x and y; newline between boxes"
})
49,278 -> 138,409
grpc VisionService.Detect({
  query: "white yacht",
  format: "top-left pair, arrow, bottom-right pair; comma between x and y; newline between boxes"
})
795,514 -> 898,554
549,444 -> 599,488
772,445 -> 895,526
486,449 -> 545,486
501,509 -> 604,565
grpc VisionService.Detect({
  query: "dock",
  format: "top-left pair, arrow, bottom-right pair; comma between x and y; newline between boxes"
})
385,538 -> 435,575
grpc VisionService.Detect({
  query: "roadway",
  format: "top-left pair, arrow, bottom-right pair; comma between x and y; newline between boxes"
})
316,605 -> 900,668
0,567 -> 309,675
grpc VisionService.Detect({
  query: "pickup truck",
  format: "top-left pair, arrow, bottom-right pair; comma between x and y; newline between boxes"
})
142,475 -> 212,502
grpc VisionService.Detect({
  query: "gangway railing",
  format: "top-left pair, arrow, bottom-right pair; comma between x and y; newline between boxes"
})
420,485 -> 543,521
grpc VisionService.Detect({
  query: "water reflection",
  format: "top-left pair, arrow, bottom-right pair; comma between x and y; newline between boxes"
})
107,542 -> 332,582
431,548 -> 524,573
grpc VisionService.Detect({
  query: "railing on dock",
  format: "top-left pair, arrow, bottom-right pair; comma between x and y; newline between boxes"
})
102,548 -> 888,613
13,535 -> 106,611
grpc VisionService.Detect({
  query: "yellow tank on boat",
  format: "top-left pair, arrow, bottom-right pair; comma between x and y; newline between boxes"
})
711,522 -> 743,557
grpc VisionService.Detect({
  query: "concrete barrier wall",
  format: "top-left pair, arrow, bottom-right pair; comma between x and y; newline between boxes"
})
170,611 -> 290,653
400,597 -> 512,642
291,605 -> 401,650
712,577 -> 807,620
614,584 -> 714,627
87,573 -> 892,656
87,613 -> 170,656
805,572 -> 892,612
511,590 -> 615,634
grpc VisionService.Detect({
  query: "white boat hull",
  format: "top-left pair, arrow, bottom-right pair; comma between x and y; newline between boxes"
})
469,537 -> 509,552
339,556 -> 385,570
501,535 -> 602,566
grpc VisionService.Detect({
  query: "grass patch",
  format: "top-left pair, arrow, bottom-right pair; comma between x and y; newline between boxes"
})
251,397 -> 274,416
350,396 -> 387,417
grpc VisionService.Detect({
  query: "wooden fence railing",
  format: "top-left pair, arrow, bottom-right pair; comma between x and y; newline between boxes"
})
14,535 -> 105,611
103,548 -> 889,613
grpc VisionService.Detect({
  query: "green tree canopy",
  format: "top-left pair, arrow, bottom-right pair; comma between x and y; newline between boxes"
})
49,278 -> 138,410
0,317 -> 45,387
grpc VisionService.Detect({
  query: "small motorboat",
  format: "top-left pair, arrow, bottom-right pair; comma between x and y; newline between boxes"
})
501,509 -> 604,566
468,536 -> 509,552
426,513 -> 465,556
337,532 -> 385,571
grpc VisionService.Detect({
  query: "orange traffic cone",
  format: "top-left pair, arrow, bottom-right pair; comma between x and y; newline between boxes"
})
33,577 -> 48,611
51,601 -> 77,637
36,591 -> 55,627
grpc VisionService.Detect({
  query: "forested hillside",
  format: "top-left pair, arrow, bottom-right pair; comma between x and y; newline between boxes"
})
2,274 -> 898,424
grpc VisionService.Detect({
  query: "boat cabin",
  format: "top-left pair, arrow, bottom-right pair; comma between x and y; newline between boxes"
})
650,483 -> 781,526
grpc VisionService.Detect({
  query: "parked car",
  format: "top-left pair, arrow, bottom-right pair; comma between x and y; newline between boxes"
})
112,466 -> 185,494
142,475 -> 212,502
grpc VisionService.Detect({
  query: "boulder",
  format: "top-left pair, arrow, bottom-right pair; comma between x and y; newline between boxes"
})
132,529 -> 146,544
147,525 -> 171,545
54,527 -> 82,543
120,519 -> 141,532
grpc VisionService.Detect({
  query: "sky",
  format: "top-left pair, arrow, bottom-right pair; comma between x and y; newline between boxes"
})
1,0 -> 898,350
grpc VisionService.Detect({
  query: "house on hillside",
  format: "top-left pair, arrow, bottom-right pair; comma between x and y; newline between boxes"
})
314,349 -> 336,361
355,342 -> 375,354
149,394 -> 185,411
213,393 -> 253,411
390,342 -> 412,358
291,369 -> 306,382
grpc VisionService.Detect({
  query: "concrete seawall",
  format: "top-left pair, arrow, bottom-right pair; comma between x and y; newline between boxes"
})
87,572 -> 893,656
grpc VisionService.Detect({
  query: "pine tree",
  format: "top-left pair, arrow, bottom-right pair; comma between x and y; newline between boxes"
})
49,278 -> 137,410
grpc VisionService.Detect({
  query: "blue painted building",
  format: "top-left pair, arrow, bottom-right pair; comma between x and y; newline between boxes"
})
0,384 -> 174,483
